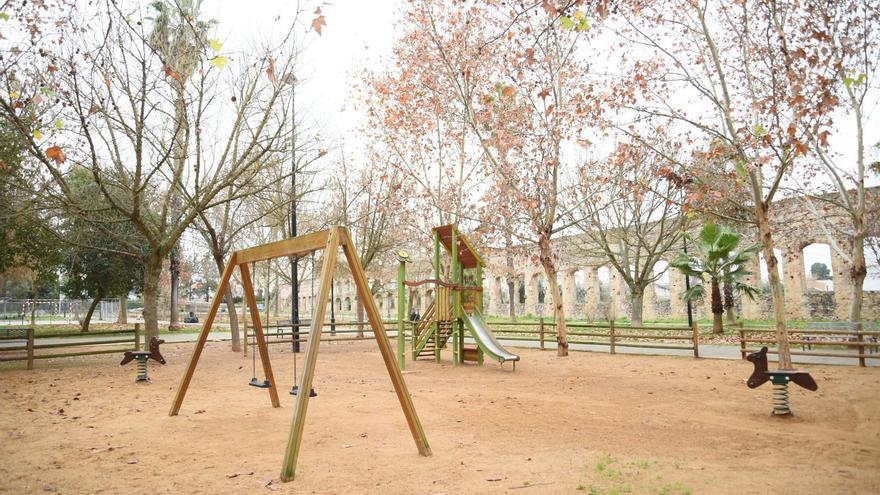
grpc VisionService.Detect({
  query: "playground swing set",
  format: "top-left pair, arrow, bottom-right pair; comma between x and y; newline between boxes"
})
162,222 -> 815,486
244,259 -> 316,397
394,224 -> 519,370
168,226 -> 431,482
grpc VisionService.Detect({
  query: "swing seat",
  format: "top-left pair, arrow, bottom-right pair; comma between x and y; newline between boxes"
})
249,378 -> 271,388
290,385 -> 317,397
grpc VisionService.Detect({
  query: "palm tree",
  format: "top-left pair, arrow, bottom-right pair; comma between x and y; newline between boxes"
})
671,224 -> 759,334
148,0 -> 215,331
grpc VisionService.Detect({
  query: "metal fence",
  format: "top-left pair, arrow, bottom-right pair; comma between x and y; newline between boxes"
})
0,299 -> 121,325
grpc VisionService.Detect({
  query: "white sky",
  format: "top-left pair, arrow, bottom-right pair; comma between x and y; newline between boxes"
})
197,0 -> 880,283
202,0 -> 399,159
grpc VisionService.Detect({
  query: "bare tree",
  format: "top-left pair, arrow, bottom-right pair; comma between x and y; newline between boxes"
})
574,143 -> 689,325
0,2 -> 296,342
617,0 -> 841,368
793,0 -> 880,324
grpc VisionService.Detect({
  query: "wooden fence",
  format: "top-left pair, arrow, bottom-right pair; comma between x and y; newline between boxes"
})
0,325 -> 140,370
738,322 -> 880,367
242,320 -> 398,355
485,319 -> 700,356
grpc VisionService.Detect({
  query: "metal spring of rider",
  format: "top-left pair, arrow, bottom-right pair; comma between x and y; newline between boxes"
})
772,381 -> 791,415
137,357 -> 148,382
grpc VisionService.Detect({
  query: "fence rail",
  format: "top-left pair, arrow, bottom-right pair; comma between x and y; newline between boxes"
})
737,322 -> 879,367
242,320 -> 398,355
0,325 -> 140,369
424,318 -> 699,356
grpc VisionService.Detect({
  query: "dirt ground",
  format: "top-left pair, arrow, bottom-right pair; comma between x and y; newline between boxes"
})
1,339 -> 879,494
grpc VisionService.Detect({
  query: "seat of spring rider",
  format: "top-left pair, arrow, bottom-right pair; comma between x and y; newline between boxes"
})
746,347 -> 818,391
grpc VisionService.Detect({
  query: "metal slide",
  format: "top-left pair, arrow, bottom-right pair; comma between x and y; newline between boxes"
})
463,308 -> 520,364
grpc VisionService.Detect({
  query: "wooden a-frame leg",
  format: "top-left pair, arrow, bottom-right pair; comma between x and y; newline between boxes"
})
240,262 -> 281,408
280,228 -> 341,482
170,254 -> 238,416
341,228 -> 432,457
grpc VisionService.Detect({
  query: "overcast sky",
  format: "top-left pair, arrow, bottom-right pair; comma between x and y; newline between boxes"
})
195,1 -> 878,286
202,0 -> 397,157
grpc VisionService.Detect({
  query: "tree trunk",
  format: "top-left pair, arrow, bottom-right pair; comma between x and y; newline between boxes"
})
273,270 -> 280,318
356,298 -> 365,338
81,293 -> 103,332
30,279 -> 36,325
209,250 -> 241,351
117,291 -> 128,324
142,255 -> 164,343
505,230 -> 516,322
507,279 -> 516,322
755,202 -> 792,369
538,234 -> 568,356
168,79 -> 187,330
849,227 -> 867,324
630,288 -> 644,327
223,286 -> 241,352
169,247 -> 181,330
723,279 -> 736,325
710,280 -> 724,334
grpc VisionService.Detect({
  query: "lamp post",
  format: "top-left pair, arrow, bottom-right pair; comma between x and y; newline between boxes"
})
683,237 -> 694,328
289,70 -> 301,354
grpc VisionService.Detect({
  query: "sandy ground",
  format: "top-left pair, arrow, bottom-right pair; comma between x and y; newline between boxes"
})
1,339 -> 879,494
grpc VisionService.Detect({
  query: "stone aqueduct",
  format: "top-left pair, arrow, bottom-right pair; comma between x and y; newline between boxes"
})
288,189 -> 879,323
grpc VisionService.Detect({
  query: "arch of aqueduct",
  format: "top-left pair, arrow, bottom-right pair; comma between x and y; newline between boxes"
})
286,188 -> 879,322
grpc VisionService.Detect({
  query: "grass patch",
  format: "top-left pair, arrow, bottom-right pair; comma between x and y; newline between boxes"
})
577,454 -> 692,495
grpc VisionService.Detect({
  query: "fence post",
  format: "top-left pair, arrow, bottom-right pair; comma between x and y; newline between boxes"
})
856,322 -> 865,367
692,321 -> 699,358
609,320 -> 616,354
738,321 -> 746,359
134,323 -> 141,350
539,317 -> 545,350
26,327 -> 34,370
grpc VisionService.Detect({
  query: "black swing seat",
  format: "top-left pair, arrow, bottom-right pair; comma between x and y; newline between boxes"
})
290,385 -> 317,397
248,377 -> 271,388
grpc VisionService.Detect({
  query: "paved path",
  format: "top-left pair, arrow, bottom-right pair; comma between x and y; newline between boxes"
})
3,330 -> 877,367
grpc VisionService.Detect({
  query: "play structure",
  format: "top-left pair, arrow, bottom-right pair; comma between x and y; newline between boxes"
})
168,227 -> 431,483
746,346 -> 818,415
396,224 -> 519,370
120,337 -> 165,382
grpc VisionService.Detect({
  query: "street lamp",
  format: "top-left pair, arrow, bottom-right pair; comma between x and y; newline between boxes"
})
683,237 -> 694,328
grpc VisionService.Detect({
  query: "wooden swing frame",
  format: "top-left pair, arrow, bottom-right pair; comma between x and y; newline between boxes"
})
168,226 -> 431,482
